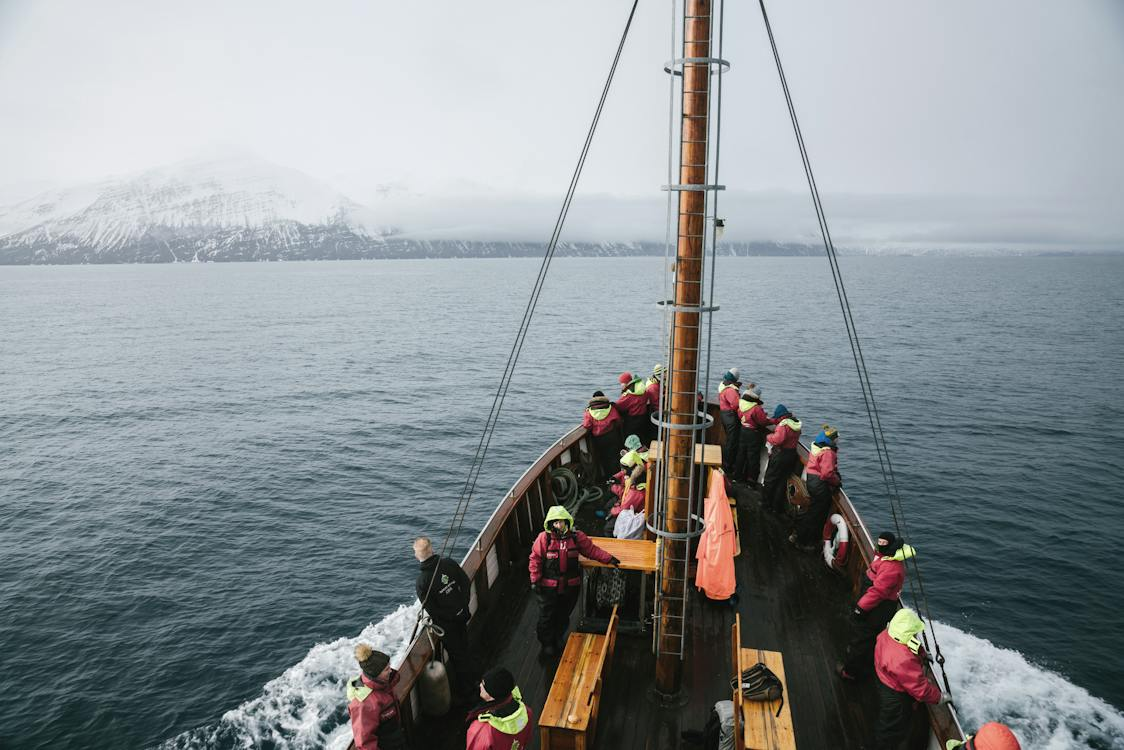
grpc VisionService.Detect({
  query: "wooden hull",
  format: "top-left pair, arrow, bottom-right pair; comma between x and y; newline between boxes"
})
368,419 -> 964,749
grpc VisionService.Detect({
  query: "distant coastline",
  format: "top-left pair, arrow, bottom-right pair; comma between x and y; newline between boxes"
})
1,236 -> 1116,265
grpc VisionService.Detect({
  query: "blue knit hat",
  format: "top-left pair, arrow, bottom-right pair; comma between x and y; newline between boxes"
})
814,430 -> 833,446
772,404 -> 791,419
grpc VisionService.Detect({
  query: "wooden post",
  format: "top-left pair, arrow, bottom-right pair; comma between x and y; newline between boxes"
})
656,0 -> 712,696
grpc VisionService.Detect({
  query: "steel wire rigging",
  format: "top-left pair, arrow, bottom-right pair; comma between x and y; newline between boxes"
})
412,0 -> 641,636
755,0 -> 953,694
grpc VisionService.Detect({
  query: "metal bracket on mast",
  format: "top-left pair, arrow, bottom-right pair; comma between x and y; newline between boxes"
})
661,184 -> 725,192
663,57 -> 731,76
657,300 -> 720,314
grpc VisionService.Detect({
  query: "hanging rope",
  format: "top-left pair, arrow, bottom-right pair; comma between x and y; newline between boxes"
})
411,0 -> 641,640
755,0 -> 952,694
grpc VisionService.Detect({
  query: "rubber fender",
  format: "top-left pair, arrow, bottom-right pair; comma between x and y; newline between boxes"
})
418,659 -> 451,717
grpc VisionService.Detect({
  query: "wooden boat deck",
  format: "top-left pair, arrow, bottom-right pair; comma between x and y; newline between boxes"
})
416,485 -> 911,749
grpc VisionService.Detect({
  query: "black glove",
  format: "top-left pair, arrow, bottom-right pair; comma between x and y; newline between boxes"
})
609,556 -> 622,567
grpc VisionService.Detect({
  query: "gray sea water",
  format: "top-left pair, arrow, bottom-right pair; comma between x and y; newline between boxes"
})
2,257 -> 1123,749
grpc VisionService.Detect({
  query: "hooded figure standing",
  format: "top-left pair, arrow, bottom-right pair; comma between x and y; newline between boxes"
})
348,643 -> 409,750
465,667 -> 535,750
839,532 -> 916,681
413,536 -> 477,704
717,369 -> 742,475
582,390 -> 623,482
528,506 -> 619,655
617,371 -> 650,445
762,404 -> 801,514
871,609 -> 946,750
791,426 -> 840,549
733,387 -> 770,484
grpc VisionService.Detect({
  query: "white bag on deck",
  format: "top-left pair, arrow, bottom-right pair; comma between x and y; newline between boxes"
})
613,508 -> 645,539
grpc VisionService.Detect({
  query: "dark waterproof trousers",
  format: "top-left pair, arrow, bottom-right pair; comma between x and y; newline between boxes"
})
535,585 -> 581,648
434,616 -> 478,703
872,682 -> 915,750
796,475 -> 835,545
720,411 -> 740,475
762,447 -> 798,513
592,428 -> 623,482
842,600 -> 898,678
734,427 -> 765,484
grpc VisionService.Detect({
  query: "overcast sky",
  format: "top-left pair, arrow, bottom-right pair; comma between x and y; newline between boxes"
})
1,0 -> 1122,245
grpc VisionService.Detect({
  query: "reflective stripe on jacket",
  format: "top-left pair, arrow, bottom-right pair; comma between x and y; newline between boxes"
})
738,402 -> 770,431
616,390 -> 648,417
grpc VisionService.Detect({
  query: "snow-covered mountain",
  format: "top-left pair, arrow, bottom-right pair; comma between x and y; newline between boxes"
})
0,154 -> 389,263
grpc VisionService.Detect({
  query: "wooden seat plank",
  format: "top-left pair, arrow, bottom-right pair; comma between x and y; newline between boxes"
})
540,606 -> 619,750
578,537 -> 657,572
649,440 -> 722,466
739,647 -> 796,750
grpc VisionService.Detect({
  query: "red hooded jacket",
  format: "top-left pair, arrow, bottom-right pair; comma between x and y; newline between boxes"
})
738,402 -> 771,431
766,419 -> 802,449
718,384 -> 740,412
529,527 -> 613,588
348,670 -> 404,750
465,695 -> 535,750
582,403 -> 623,437
857,548 -> 913,611
617,390 -> 648,417
645,379 -> 661,410
805,446 -> 840,486
612,484 -> 646,516
874,631 -> 941,704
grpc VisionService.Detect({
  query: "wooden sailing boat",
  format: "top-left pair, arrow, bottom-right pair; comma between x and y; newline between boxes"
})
354,1 -> 966,747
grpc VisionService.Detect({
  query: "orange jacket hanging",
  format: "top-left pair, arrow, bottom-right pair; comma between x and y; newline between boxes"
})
695,468 -> 736,600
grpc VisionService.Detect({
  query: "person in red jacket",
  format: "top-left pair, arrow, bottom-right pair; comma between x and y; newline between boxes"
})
644,364 -> 664,442
465,667 -> 535,750
529,505 -> 619,655
838,532 -> 916,681
762,404 -> 801,514
717,368 -> 742,475
791,426 -> 840,549
617,372 -> 650,445
582,390 -> 624,482
871,609 -> 946,750
347,644 -> 409,750
733,387 -> 770,484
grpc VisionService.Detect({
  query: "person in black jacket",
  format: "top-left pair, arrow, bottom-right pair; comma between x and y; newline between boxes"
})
413,536 -> 477,703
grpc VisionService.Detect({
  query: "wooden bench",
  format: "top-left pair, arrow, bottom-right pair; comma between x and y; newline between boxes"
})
731,613 -> 796,750
540,605 -> 619,750
649,439 -> 723,466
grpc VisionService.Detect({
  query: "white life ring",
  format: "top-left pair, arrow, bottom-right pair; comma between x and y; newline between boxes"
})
822,513 -> 849,570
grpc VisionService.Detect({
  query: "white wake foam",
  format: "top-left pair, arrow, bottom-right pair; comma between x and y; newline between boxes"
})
165,608 -> 1124,749
162,603 -> 421,750
940,624 -> 1124,749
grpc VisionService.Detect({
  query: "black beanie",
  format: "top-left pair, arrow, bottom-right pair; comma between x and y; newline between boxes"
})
355,643 -> 390,679
482,666 -> 515,700
876,532 -> 900,554
592,390 -> 605,398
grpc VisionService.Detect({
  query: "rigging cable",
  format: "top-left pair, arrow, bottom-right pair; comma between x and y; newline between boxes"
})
755,0 -> 952,695
412,0 -> 641,639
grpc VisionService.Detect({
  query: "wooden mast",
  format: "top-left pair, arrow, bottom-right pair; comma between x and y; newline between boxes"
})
656,0 -> 713,695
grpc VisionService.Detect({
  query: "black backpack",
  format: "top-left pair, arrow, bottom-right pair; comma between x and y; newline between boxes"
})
731,662 -> 785,717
